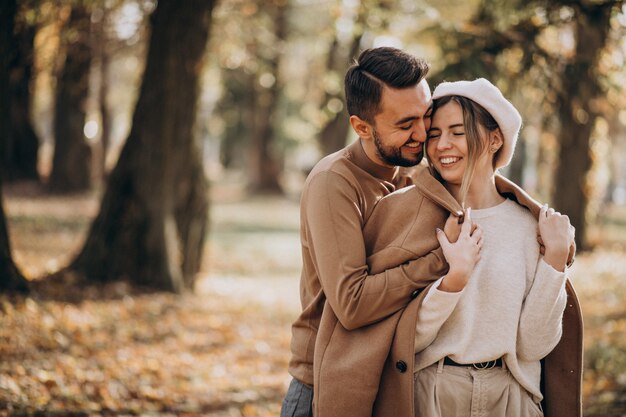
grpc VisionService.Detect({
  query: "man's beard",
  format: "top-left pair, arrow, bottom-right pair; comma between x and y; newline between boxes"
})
373,129 -> 423,167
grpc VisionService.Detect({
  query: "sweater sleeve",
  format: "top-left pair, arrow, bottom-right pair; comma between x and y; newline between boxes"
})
414,277 -> 463,352
306,171 -> 447,330
516,258 -> 568,361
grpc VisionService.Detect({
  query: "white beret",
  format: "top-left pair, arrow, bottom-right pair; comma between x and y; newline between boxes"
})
432,78 -> 522,169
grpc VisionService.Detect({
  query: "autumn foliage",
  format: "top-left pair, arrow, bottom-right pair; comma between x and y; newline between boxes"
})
2,185 -> 626,415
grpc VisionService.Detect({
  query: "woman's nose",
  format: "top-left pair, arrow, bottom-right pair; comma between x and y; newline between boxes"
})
437,134 -> 452,150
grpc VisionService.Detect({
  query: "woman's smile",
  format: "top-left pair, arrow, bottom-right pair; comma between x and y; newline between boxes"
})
438,156 -> 462,167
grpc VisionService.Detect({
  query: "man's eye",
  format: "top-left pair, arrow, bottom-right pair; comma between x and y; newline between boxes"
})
400,125 -> 412,130
425,113 -> 432,119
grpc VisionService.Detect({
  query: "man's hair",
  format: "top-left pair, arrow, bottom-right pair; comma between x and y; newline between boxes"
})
344,47 -> 430,123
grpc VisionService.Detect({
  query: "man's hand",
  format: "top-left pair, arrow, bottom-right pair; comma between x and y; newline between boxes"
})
537,204 -> 573,272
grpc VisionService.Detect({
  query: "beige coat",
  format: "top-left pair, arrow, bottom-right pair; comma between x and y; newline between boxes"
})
314,167 -> 583,417
290,141 -> 454,388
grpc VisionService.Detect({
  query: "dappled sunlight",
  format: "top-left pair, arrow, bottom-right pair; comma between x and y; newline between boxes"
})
2,0 -> 625,415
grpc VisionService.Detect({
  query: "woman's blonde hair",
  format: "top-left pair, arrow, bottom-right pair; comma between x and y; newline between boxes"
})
427,95 -> 501,206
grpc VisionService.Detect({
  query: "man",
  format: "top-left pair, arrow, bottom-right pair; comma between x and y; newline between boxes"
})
281,47 -> 442,417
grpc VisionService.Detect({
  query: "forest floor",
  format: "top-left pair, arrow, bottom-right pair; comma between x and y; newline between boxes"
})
1,180 -> 626,416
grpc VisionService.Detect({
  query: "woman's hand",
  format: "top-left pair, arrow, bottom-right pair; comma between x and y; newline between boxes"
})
443,210 -> 478,243
437,208 -> 482,292
537,204 -> 573,272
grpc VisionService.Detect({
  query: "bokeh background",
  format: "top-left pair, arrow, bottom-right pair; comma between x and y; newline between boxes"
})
1,0 -> 625,415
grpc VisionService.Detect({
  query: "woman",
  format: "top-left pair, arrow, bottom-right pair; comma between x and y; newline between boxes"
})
410,78 -> 573,416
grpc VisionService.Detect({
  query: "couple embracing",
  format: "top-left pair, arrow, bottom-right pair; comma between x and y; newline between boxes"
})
281,47 -> 583,417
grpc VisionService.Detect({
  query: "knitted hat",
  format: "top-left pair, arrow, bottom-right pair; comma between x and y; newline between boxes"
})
432,78 -> 522,169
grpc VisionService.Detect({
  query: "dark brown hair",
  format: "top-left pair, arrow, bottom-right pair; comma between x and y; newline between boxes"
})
344,47 -> 430,123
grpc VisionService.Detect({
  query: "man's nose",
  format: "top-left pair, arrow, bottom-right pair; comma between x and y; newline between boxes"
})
412,121 -> 427,143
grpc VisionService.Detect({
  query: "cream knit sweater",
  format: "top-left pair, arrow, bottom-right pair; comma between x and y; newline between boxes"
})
413,198 -> 568,402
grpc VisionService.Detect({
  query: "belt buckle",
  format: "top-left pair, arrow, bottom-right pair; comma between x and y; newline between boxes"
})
473,360 -> 497,370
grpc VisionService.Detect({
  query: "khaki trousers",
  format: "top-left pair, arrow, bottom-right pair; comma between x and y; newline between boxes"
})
414,359 -> 543,417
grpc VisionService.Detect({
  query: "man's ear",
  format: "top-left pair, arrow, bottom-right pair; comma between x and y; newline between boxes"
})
349,115 -> 371,139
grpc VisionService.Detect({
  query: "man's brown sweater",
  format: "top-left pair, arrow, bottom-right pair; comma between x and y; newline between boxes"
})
287,139 -> 450,386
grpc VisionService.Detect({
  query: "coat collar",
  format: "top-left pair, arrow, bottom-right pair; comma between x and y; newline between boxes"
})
412,167 -> 464,218
415,168 -> 543,220
494,174 -> 542,218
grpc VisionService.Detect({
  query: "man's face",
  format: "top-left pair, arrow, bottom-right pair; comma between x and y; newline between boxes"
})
364,79 -> 432,167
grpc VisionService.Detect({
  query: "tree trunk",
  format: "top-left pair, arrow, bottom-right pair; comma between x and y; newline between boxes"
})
318,15 -> 363,157
48,4 -> 92,192
219,68 -> 255,169
93,4 -> 112,178
552,2 -> 614,251
71,0 -> 214,293
99,49 -> 112,175
0,0 -> 29,293
6,9 -> 39,182
247,1 -> 288,194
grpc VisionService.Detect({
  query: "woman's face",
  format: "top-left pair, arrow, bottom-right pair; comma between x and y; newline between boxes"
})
426,101 -> 493,186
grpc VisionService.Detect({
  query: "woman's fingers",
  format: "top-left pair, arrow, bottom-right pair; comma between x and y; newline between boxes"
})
436,228 -> 450,250
443,213 -> 462,243
460,207 -> 473,234
471,225 -> 483,243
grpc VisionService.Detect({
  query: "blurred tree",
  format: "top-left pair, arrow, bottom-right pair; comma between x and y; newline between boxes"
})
49,2 -> 93,192
0,0 -> 29,293
92,2 -> 113,178
422,0 -> 623,250
4,0 -> 41,182
89,0 -> 143,178
247,0 -> 289,194
316,2 -> 366,156
212,0 -> 290,194
71,0 -> 215,293
552,1 -> 620,251
218,67 -> 255,170
316,0 -> 397,156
